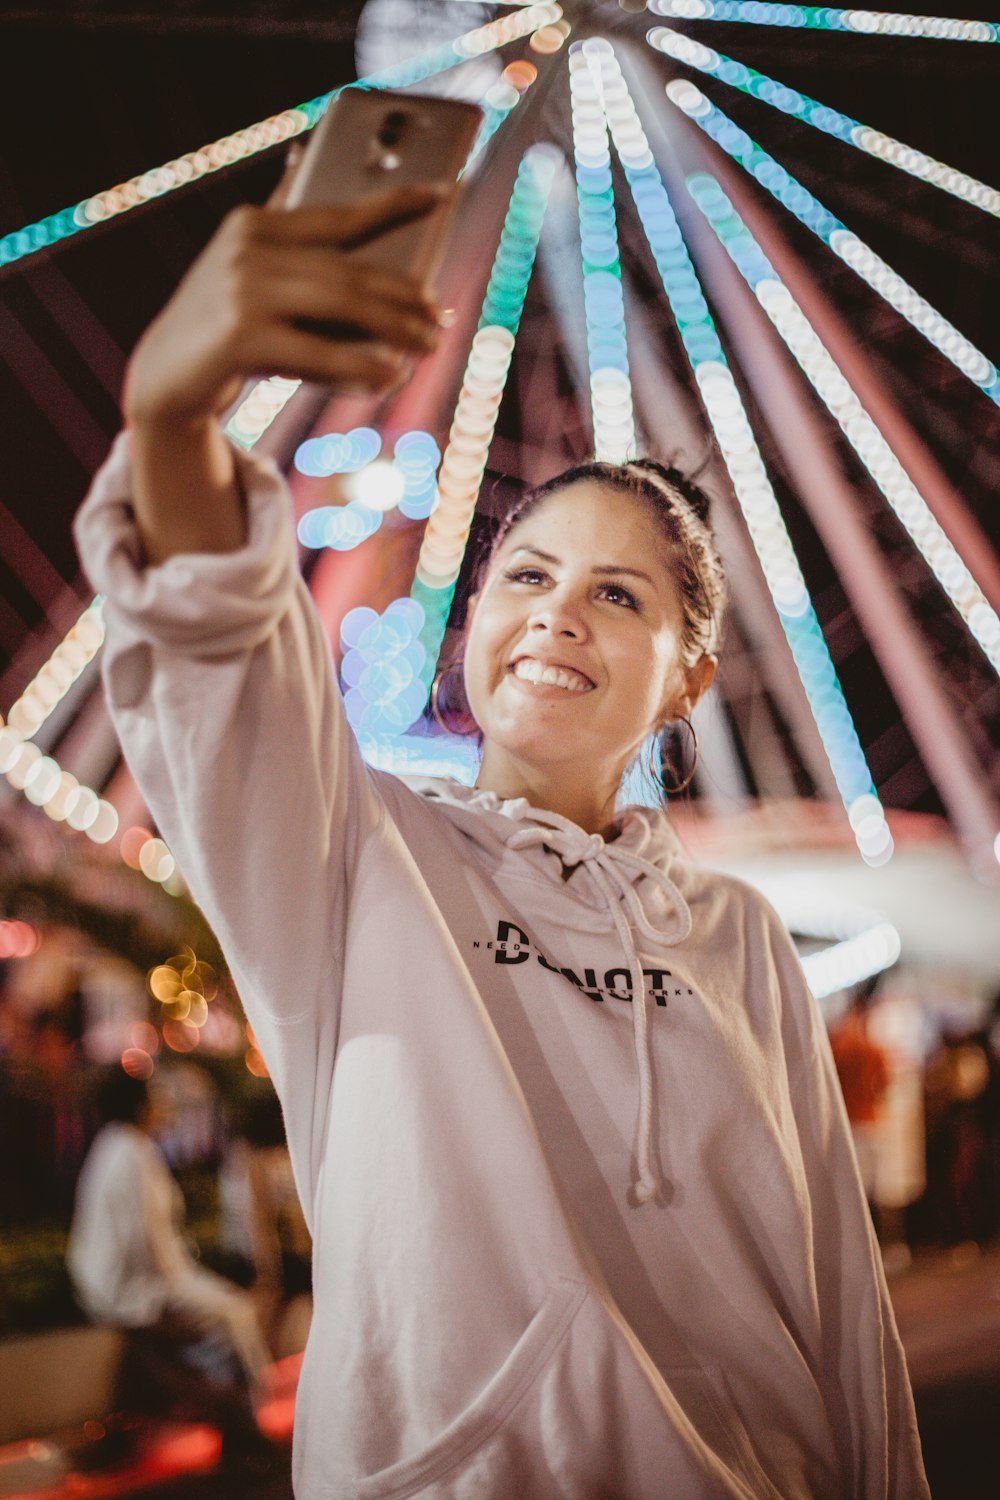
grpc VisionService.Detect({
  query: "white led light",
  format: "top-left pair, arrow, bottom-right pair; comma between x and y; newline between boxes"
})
588,44 -> 887,858
344,459 -> 406,512
650,24 -> 1000,221
801,922 -> 901,996
753,277 -> 1000,675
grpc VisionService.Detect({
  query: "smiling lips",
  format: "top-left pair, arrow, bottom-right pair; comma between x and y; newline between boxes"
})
509,657 -> 595,693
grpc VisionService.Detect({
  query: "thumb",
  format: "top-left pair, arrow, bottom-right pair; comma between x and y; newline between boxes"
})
267,139 -> 307,209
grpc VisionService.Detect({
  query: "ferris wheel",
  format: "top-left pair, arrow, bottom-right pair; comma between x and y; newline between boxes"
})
1,0 -> 998,911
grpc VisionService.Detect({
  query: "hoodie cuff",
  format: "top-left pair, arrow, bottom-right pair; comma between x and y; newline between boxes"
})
73,429 -> 301,663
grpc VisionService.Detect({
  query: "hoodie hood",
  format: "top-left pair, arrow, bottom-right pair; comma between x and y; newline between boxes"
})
402,776 -> 692,932
402,776 -> 693,1204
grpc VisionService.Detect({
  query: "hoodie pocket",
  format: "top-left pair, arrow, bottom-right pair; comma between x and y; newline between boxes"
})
353,1277 -> 587,1500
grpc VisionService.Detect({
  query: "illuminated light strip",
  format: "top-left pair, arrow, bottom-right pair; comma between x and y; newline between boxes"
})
666,81 -> 1000,403
0,3 -> 562,271
801,922 -> 902,997
649,1 -> 998,43
587,42 -> 891,860
0,724 -> 119,846
410,144 -> 559,692
358,728 -> 480,782
648,26 -> 1000,218
4,597 -> 106,738
687,173 -> 1000,676
225,376 -> 301,451
570,42 -> 637,464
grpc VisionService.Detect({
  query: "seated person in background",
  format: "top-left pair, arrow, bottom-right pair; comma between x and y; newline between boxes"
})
218,1089 -> 312,1353
67,1067 -> 271,1462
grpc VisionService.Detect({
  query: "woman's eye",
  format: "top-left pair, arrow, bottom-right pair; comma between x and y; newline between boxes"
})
599,583 -> 639,610
504,567 -> 547,586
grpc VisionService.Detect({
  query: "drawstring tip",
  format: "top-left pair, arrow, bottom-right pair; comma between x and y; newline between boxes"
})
632,1173 -> 660,1207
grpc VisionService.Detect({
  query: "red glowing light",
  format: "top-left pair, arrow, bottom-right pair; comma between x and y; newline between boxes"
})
129,1020 -> 161,1055
163,1019 -> 199,1053
121,1047 -> 154,1080
0,919 -> 40,958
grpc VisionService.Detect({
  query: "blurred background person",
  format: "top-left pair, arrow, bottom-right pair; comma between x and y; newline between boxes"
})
66,1066 -> 272,1468
217,1089 -> 312,1357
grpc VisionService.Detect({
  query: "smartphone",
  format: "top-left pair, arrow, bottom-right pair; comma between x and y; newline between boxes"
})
284,87 -> 483,289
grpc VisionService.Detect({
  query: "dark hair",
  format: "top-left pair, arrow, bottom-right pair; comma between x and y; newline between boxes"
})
95,1067 -> 150,1125
434,457 -> 726,736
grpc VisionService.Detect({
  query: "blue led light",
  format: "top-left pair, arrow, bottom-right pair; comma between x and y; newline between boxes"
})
297,502 -> 382,550
570,42 -> 636,461
393,430 -> 443,521
295,426 -> 382,477
339,597 -> 431,734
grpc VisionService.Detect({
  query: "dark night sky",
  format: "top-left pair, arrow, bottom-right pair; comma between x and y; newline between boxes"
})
0,1 -> 997,813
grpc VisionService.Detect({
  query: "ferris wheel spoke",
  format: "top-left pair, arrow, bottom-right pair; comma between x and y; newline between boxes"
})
664,79 -> 1000,403
580,39 -> 887,854
686,171 -> 1000,676
647,25 -> 1000,218
648,2 -> 999,45
0,1 -> 564,272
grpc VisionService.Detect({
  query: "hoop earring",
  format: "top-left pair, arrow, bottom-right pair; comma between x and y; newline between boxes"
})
650,716 -> 699,796
430,660 -> 464,734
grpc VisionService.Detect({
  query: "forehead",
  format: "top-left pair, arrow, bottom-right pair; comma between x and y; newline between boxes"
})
500,479 -> 675,570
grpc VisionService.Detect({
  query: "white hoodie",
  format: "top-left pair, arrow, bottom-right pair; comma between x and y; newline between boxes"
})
75,436 -> 928,1500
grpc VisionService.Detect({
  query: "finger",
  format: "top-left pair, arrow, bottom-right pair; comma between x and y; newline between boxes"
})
258,184 -> 450,250
266,140 -> 307,210
244,322 -> 410,392
254,246 -> 440,334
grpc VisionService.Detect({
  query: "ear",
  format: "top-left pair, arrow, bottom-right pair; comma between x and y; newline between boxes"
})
464,592 -> 479,625
672,654 -> 717,720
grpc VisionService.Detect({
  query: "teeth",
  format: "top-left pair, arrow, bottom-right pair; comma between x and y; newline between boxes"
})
512,659 -> 592,692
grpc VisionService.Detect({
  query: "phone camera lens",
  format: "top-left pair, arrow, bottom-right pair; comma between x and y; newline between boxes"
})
378,111 -> 407,148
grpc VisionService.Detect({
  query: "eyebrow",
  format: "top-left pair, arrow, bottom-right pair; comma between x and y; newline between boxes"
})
510,545 -> 655,585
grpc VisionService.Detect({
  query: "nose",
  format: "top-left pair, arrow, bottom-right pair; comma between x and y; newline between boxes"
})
528,586 -> 589,640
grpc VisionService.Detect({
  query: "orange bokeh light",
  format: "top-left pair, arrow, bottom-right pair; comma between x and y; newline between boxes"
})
502,60 -> 538,91
120,825 -> 152,869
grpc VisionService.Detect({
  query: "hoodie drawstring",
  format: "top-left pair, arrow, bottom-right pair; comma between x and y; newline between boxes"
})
505,811 -> 690,1206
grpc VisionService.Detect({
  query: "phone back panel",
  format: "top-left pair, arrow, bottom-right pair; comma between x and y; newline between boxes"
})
285,88 -> 482,287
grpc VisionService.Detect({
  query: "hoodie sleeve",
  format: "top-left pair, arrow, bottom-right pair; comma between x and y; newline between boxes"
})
768,920 -> 929,1500
73,434 -> 385,1216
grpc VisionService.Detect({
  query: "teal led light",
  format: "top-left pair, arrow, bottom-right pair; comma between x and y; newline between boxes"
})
0,2 -> 562,271
648,25 -> 1000,217
406,145 -> 558,706
666,82 -> 1000,402
479,146 -> 559,333
588,43 -> 889,852
687,170 -> 1000,677
569,40 -> 636,463
649,3 -> 998,43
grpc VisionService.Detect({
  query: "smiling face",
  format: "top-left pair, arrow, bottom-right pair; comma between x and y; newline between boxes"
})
463,480 -> 714,819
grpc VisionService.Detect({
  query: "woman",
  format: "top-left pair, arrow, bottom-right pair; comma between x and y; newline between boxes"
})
74,179 -> 927,1497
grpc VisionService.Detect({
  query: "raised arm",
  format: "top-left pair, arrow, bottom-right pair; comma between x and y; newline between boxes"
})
121,180 -> 444,564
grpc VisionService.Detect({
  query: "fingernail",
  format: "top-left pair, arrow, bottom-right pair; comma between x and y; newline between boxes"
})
436,308 -> 456,329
